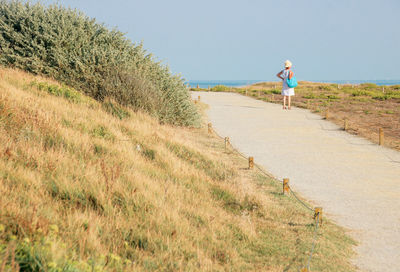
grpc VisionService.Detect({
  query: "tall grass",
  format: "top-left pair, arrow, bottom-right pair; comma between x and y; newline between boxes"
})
0,68 -> 356,271
0,0 -> 199,126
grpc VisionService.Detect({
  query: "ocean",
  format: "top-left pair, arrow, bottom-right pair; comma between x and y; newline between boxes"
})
188,80 -> 400,89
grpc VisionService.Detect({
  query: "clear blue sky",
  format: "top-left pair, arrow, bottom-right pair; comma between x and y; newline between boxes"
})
32,0 -> 400,81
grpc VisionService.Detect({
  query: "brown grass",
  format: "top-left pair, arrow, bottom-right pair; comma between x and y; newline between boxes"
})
0,68 -> 356,271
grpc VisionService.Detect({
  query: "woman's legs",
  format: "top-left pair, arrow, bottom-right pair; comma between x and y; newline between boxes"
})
283,96 -> 287,109
288,96 -> 291,109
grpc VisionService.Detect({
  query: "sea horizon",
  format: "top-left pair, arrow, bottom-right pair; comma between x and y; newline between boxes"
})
188,79 -> 400,89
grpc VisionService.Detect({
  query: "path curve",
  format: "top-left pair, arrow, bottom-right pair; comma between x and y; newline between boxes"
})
192,91 -> 400,272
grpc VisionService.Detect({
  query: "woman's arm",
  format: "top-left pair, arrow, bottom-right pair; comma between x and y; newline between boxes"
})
276,71 -> 284,80
288,70 -> 293,80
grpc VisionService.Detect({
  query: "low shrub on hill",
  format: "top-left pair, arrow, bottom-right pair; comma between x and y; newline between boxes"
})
0,0 -> 199,126
360,83 -> 378,89
351,90 -> 374,97
210,85 -> 230,92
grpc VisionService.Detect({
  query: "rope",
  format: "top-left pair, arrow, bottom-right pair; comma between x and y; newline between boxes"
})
255,163 -> 277,180
211,126 -> 278,180
303,112 -> 400,165
306,214 -> 320,271
209,126 -> 320,270
289,188 -> 314,212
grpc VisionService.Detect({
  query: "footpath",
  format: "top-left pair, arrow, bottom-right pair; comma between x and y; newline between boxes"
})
192,91 -> 400,272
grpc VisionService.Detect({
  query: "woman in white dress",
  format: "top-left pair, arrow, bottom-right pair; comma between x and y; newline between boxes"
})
276,60 -> 295,110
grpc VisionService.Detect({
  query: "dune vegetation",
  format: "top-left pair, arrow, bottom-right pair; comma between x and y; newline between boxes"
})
0,0 -> 198,126
0,68 -> 357,271
196,81 -> 400,150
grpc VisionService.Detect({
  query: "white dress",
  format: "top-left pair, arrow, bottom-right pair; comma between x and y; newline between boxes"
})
281,69 -> 295,96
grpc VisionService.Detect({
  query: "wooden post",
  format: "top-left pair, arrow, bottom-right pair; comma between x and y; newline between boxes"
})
194,99 -> 197,104
344,119 -> 348,131
307,100 -> 310,109
197,84 -> 199,89
382,86 -> 385,93
248,157 -> 254,170
379,128 -> 384,146
272,94 -> 274,101
314,207 -> 323,225
224,137 -> 230,150
301,268 -> 309,272
208,123 -> 212,134
283,178 -> 290,195
325,109 -> 329,119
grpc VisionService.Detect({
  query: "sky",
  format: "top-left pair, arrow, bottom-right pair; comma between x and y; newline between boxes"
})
31,0 -> 400,81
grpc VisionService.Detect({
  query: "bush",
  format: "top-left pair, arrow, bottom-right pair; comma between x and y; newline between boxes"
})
303,93 -> 316,99
259,89 -> 280,95
33,82 -> 82,103
102,100 -> 131,120
351,90 -> 374,97
360,83 -> 378,89
0,1 -> 199,126
372,94 -> 390,100
319,86 -> 333,91
327,94 -> 340,100
391,85 -> 400,90
210,85 -> 230,92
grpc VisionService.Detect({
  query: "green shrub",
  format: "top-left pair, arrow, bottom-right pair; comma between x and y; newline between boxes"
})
383,90 -> 400,98
351,90 -> 374,97
102,100 -> 131,120
142,147 -> 156,161
270,89 -> 281,94
0,1 -> 199,126
211,186 -> 242,214
327,94 -> 340,100
303,93 -> 316,99
210,85 -> 230,92
319,86 -> 333,91
372,94 -> 390,100
33,82 -> 82,103
360,83 -> 378,89
91,125 -> 114,140
391,85 -> 400,90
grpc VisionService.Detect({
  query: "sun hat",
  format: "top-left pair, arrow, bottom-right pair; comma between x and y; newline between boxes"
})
284,60 -> 292,68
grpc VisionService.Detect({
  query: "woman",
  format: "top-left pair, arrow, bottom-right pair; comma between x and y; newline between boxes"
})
276,60 -> 295,110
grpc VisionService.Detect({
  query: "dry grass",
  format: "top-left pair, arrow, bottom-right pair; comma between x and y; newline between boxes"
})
0,68 -> 356,271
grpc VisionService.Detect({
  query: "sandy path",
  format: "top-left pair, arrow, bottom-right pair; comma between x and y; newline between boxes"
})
192,91 -> 400,272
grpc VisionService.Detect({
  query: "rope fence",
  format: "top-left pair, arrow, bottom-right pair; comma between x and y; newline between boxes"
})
302,112 -> 400,164
195,92 -> 399,270
207,121 -> 322,271
194,94 -> 400,165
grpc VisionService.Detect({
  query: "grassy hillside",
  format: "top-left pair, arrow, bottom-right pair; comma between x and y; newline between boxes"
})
0,0 -> 198,126
195,81 -> 400,150
0,68 -> 356,271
